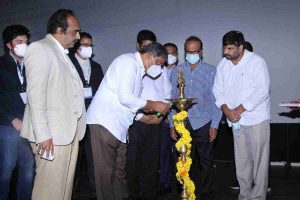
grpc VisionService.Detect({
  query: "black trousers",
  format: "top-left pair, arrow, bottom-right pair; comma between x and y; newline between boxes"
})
126,120 -> 162,199
188,121 -> 216,200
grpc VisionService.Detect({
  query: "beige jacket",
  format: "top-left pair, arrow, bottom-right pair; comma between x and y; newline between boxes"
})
21,34 -> 86,145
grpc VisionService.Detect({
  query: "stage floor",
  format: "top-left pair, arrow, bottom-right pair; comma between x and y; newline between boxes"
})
69,161 -> 300,200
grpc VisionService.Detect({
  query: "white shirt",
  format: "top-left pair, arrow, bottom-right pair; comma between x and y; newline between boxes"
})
49,34 -> 84,118
87,52 -> 147,143
75,53 -> 91,84
135,67 -> 172,120
213,50 -> 270,126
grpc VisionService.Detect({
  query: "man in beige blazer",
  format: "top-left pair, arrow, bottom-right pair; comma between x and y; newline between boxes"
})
21,9 -> 86,200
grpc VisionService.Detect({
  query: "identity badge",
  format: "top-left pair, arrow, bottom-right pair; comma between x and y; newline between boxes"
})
84,87 -> 93,99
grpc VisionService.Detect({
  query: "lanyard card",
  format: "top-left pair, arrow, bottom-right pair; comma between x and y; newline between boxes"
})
84,87 -> 93,99
20,92 -> 27,104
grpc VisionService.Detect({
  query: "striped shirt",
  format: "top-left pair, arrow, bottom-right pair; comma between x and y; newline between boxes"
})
168,61 -> 222,129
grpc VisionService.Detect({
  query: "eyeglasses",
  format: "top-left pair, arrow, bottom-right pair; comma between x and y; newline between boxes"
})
80,43 -> 94,47
185,50 -> 201,54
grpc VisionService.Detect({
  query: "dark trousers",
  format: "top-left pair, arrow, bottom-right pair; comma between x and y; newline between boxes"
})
73,127 -> 95,194
90,124 -> 128,200
126,120 -> 162,199
159,121 -> 177,189
0,125 -> 35,200
188,121 -> 216,200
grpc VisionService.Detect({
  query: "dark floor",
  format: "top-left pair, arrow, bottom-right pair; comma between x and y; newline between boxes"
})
70,161 -> 300,200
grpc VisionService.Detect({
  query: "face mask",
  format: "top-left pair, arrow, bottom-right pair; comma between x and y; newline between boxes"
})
186,54 -> 200,64
144,56 -> 162,80
144,65 -> 162,80
13,43 -> 27,57
78,46 -> 92,59
167,54 -> 177,65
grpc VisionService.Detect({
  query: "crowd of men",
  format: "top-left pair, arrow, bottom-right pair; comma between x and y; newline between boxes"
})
0,8 -> 271,200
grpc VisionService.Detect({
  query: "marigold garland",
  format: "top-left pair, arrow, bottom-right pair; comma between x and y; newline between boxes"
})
173,111 -> 196,200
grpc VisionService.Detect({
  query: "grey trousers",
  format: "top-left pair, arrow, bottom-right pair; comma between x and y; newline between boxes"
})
233,120 -> 270,200
89,124 -> 128,200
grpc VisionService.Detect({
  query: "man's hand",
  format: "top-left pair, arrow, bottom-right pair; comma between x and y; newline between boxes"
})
209,128 -> 217,142
170,127 -> 178,141
12,118 -> 23,131
233,104 -> 246,115
37,139 -> 54,158
140,114 -> 163,124
222,104 -> 241,122
144,100 -> 171,116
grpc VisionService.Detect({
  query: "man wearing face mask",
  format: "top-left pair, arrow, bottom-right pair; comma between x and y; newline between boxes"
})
126,31 -> 172,200
68,32 -> 103,194
87,42 -> 170,200
168,36 -> 222,200
159,42 -> 179,195
0,24 -> 34,200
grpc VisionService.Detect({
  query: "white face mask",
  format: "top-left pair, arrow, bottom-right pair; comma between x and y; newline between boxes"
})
167,54 -> 177,65
13,43 -> 27,58
145,64 -> 162,80
144,56 -> 162,80
78,46 -> 92,59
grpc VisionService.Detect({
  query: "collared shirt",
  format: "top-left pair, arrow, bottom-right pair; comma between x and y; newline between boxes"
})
213,50 -> 270,126
87,52 -> 147,143
135,66 -> 172,120
48,34 -> 84,118
168,61 -> 222,129
75,53 -> 91,84
166,65 -> 175,79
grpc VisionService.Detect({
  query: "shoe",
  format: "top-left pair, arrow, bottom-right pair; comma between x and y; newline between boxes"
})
229,180 -> 240,190
267,185 -> 271,192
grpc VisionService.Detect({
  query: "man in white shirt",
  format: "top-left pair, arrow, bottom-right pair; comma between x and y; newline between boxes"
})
213,31 -> 270,200
87,42 -> 170,200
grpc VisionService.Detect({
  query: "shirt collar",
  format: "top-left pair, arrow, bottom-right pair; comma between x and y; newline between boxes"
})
48,34 -> 69,55
75,53 -> 90,63
184,60 -> 202,71
135,51 -> 145,71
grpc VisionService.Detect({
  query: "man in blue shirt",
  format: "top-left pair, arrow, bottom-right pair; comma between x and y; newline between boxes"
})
169,36 -> 222,199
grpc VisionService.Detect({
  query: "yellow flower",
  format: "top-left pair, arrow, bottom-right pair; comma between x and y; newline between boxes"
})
173,111 -> 196,199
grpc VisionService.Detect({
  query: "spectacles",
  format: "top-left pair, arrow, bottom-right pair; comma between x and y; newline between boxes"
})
80,43 -> 94,47
185,50 -> 201,54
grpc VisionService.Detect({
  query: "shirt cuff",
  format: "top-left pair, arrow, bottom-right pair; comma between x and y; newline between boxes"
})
242,102 -> 254,112
215,99 -> 226,109
135,113 -> 143,121
210,120 -> 220,129
130,99 -> 147,113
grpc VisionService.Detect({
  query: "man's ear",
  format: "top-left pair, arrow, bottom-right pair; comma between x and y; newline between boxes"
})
56,27 -> 63,35
6,42 -> 13,50
136,43 -> 140,51
239,44 -> 244,51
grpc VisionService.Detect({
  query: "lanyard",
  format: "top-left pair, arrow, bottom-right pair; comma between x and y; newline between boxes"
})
16,61 -> 25,86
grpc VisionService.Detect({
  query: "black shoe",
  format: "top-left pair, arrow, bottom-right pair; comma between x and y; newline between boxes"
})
229,180 -> 240,190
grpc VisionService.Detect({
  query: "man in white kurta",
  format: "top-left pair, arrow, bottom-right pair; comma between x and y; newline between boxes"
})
213,31 -> 270,200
